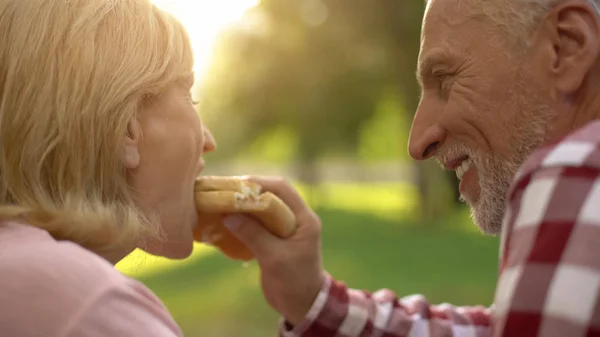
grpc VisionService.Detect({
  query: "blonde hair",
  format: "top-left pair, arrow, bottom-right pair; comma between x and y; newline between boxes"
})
0,0 -> 194,255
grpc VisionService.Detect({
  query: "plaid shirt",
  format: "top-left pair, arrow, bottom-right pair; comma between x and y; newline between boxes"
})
280,120 -> 600,337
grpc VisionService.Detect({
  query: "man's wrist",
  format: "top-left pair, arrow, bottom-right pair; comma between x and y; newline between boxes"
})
283,271 -> 328,326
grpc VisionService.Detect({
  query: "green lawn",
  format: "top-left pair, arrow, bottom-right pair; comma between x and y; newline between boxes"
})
116,183 -> 500,337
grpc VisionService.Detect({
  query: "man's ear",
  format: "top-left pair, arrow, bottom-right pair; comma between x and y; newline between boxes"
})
545,0 -> 600,94
123,118 -> 142,170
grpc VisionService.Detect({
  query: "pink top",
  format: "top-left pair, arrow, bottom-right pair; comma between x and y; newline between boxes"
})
0,221 -> 183,337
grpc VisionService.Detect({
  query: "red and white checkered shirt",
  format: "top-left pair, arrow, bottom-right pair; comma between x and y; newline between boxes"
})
280,120 -> 600,337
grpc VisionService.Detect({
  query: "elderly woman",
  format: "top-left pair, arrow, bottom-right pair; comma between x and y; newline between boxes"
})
0,0 -> 217,335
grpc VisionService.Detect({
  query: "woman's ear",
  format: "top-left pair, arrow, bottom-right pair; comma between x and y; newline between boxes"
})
123,118 -> 142,170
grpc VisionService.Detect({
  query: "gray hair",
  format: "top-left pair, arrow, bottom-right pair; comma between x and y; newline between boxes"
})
479,0 -> 600,49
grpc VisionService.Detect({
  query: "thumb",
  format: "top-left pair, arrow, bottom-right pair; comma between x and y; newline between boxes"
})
224,214 -> 278,256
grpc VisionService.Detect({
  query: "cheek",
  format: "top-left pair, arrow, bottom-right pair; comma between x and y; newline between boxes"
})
165,124 -> 196,164
142,112 -> 201,178
189,110 -> 204,160
442,82 -> 492,143
443,79 -> 516,156
170,106 -> 203,156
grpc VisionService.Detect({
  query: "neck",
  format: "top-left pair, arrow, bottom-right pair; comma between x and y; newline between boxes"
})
550,79 -> 600,140
101,246 -> 136,265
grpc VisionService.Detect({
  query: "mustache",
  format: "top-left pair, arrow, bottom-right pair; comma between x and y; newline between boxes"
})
435,143 -> 480,168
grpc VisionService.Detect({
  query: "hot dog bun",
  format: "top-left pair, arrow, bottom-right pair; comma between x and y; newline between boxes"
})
193,176 -> 297,260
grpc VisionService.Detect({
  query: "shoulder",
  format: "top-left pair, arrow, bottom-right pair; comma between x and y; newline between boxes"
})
0,222 -> 175,337
496,122 -> 600,334
501,121 -> 600,267
0,222 -> 126,292
505,120 -> 600,209
505,121 -> 600,226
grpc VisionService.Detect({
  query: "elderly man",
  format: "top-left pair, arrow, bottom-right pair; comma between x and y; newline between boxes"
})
223,0 -> 600,335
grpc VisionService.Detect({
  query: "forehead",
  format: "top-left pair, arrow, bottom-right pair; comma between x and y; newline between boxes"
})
423,0 -> 485,31
418,0 -> 489,78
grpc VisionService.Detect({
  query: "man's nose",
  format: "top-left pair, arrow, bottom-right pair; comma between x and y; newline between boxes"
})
202,126 -> 217,153
408,103 -> 446,160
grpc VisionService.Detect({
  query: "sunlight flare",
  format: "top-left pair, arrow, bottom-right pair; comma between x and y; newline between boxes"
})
152,0 -> 260,85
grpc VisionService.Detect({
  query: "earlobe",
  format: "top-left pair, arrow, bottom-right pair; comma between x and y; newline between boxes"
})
123,118 -> 142,170
123,144 -> 140,169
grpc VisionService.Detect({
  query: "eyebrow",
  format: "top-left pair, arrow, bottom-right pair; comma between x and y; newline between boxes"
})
416,49 -> 454,88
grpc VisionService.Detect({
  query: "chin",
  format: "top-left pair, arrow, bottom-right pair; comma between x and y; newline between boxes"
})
143,237 -> 195,260
153,208 -> 198,259
161,244 -> 194,260
467,194 -> 505,236
471,210 -> 501,236
463,160 -> 514,236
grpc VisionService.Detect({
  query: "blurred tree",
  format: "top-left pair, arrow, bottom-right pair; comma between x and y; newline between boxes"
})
202,0 -> 387,181
200,0 -> 457,221
374,0 -> 458,219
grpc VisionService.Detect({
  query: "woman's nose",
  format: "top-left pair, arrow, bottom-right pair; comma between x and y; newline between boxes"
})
202,127 -> 216,153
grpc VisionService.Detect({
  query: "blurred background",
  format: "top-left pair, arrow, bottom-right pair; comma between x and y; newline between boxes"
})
115,0 -> 500,336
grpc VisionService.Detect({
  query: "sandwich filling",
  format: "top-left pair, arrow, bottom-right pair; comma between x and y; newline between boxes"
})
199,180 -> 262,245
234,182 -> 261,203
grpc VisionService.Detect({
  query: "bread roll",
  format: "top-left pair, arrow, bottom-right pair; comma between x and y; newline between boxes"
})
193,176 -> 297,260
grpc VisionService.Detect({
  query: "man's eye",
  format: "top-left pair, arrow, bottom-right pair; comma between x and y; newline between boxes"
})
434,73 -> 452,98
433,72 -> 446,83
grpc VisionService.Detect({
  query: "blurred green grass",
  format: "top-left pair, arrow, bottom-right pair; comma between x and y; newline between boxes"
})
116,183 -> 499,337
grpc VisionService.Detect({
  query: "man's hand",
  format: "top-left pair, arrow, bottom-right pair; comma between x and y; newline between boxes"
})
222,176 -> 326,326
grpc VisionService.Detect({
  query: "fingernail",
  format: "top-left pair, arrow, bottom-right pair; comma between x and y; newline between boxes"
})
224,216 -> 242,230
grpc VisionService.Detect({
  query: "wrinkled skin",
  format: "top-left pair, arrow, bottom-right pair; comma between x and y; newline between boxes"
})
409,0 -> 600,234
216,0 -> 600,328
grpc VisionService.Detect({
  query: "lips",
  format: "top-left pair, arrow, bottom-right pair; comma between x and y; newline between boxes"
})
196,158 -> 205,176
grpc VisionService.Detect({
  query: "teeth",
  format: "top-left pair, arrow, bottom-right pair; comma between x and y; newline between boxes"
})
455,159 -> 472,180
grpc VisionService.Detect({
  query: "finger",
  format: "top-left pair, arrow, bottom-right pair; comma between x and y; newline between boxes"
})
242,176 -> 310,217
224,214 -> 280,257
